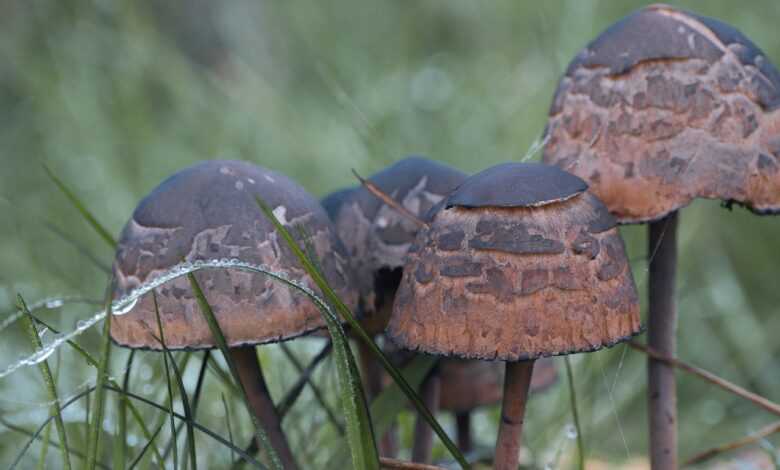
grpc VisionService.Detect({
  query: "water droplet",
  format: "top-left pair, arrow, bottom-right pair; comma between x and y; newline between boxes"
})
76,319 -> 91,329
45,299 -> 64,309
565,423 -> 578,440
112,297 -> 138,316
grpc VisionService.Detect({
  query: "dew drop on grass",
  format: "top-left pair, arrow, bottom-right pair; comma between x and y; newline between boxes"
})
45,299 -> 64,309
564,423 -> 578,440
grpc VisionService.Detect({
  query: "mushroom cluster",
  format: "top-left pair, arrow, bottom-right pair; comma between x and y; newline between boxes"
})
105,4 -> 778,468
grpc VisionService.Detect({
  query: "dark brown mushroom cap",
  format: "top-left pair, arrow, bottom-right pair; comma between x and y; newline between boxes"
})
328,157 -> 467,317
544,4 -> 780,222
444,162 -> 588,209
321,186 -> 357,221
388,166 -> 641,361
111,160 -> 356,350
438,357 -> 558,413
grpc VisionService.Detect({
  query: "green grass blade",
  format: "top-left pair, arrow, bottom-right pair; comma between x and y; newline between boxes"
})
565,356 -> 586,470
187,273 -> 283,470
36,420 -> 53,470
7,386 -> 97,470
255,198 -> 468,469
255,200 -> 379,470
153,293 -> 179,470
118,349 -> 135,470
326,355 -> 437,468
128,423 -> 164,470
153,294 -> 198,470
86,296 -> 113,470
105,385 -> 267,469
26,313 -> 164,464
279,343 -> 344,435
42,164 -> 117,249
17,295 -> 73,470
222,393 -> 236,464
277,341 -> 332,419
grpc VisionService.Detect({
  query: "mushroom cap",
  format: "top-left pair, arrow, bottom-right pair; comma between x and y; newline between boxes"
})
327,157 -> 467,316
387,163 -> 641,361
111,160 -> 356,350
438,357 -> 558,413
543,4 -> 780,223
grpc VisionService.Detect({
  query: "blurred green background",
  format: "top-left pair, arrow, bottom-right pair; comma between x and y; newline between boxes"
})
1,1 -> 779,468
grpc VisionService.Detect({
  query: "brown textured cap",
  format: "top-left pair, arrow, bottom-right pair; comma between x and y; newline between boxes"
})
438,357 -> 558,413
388,163 -> 641,361
326,157 -> 467,317
111,160 -> 356,350
543,4 -> 780,223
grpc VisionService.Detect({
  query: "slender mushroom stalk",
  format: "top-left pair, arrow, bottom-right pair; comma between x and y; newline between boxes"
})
231,346 -> 298,469
454,412 -> 471,453
388,163 -> 641,470
495,361 -> 535,470
542,5 -> 780,467
111,160 -> 358,470
647,213 -> 679,467
411,369 -> 440,464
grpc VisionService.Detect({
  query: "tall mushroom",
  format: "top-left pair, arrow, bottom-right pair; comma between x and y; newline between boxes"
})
322,156 -> 467,457
541,4 -> 780,468
112,160 -> 357,470
388,162 -> 641,470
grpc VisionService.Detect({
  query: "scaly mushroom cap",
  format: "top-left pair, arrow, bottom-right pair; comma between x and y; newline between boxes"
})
543,4 -> 780,223
438,357 -> 558,413
326,157 -> 467,318
111,160 -> 356,350
388,163 -> 641,361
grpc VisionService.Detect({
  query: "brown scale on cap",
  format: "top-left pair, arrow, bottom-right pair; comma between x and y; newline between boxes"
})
388,162 -> 641,361
543,4 -> 780,222
324,156 -> 467,333
111,160 -> 356,350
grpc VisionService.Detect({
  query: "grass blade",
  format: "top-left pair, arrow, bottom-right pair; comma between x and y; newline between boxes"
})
118,349 -> 135,470
129,423 -> 164,470
255,198 -> 467,469
26,313 -> 164,464
36,421 -> 53,470
279,343 -> 344,435
105,385 -> 267,469
222,393 -> 236,464
187,273 -> 284,470
277,341 -> 332,419
153,293 -> 179,470
17,294 -> 73,470
86,295 -> 113,470
42,164 -> 117,249
153,293 -> 198,470
564,356 -> 585,470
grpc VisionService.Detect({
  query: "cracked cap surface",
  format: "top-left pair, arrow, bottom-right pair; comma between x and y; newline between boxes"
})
388,163 -> 641,361
111,160 -> 356,350
543,4 -> 780,223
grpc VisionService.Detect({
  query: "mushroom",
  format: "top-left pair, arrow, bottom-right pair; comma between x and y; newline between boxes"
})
387,162 -> 641,470
438,357 -> 558,453
112,160 -> 356,470
322,156 -> 467,457
541,4 -> 780,467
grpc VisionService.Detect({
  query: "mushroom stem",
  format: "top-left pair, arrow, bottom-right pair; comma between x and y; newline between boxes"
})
455,412 -> 472,453
411,369 -> 441,463
647,212 -> 679,470
230,345 -> 299,470
494,360 -> 535,470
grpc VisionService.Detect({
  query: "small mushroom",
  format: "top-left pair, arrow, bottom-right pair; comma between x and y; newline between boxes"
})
542,5 -> 780,468
388,162 -> 641,470
438,357 -> 558,453
112,160 -> 356,470
323,156 -> 467,459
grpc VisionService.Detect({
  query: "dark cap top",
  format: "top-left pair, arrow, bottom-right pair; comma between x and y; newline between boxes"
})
111,160 -> 356,350
445,162 -> 588,209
